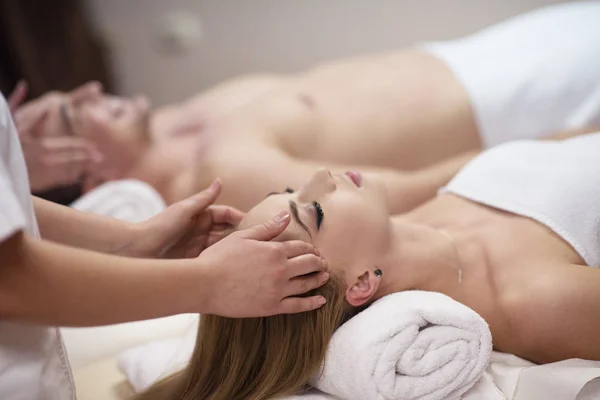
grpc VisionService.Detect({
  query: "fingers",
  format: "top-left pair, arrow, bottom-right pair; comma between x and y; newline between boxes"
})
238,210 -> 291,241
60,161 -> 87,184
285,270 -> 330,297
7,80 -> 28,113
17,108 -> 49,138
209,205 -> 245,226
42,151 -> 91,166
39,136 -> 93,152
144,179 -> 223,242
282,240 -> 319,259
40,159 -> 88,187
70,81 -> 103,106
277,295 -> 327,314
183,179 -> 222,214
284,253 -> 328,279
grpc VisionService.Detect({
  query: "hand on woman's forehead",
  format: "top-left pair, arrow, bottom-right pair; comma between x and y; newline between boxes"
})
240,195 -> 312,243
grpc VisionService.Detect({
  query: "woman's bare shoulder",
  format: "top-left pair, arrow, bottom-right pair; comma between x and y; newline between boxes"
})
500,263 -> 600,363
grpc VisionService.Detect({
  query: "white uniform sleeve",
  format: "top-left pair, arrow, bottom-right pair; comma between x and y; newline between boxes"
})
0,97 -> 26,243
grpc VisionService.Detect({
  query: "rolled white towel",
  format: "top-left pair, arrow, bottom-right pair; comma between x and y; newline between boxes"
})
310,291 -> 492,400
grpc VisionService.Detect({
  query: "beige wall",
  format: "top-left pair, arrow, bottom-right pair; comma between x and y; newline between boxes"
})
86,0 -> 566,105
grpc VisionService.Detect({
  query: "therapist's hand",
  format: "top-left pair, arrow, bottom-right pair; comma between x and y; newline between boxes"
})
199,212 -> 330,317
18,110 -> 100,192
119,180 -> 244,259
10,81 -> 103,192
7,80 -> 28,113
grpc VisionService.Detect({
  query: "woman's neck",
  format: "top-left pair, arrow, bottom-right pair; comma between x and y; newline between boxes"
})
374,216 -> 465,300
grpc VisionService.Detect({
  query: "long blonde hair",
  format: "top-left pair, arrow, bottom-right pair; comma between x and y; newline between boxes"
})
135,274 -> 349,400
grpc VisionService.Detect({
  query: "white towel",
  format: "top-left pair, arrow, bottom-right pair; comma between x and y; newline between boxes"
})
70,179 -> 166,223
310,291 -> 492,400
441,133 -> 600,268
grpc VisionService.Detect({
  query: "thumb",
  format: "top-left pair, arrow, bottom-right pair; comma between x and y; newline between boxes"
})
177,179 -> 222,217
145,179 -> 223,238
8,80 -> 28,114
238,210 -> 291,241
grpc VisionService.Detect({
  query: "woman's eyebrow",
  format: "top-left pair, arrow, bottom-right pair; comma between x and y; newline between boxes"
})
289,200 -> 312,239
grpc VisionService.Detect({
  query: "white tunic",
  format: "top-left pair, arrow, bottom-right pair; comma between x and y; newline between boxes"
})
0,96 -> 76,399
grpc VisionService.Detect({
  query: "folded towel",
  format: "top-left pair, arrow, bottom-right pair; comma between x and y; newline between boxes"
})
310,291 -> 492,400
71,179 -> 166,223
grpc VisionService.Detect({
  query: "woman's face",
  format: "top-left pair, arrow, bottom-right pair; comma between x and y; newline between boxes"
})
239,169 -> 393,283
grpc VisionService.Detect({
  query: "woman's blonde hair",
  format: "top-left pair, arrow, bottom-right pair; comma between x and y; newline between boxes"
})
135,273 -> 349,400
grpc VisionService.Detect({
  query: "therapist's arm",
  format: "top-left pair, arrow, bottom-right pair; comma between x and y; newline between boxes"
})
33,196 -> 135,254
0,232 -> 202,326
0,213 -> 329,326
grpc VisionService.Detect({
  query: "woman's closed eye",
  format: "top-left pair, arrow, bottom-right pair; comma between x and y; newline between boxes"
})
313,201 -> 324,229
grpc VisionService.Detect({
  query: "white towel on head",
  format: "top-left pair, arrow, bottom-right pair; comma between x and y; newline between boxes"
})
310,291 -> 492,400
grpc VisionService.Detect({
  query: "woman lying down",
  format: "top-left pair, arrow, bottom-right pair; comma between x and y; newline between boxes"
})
134,131 -> 600,400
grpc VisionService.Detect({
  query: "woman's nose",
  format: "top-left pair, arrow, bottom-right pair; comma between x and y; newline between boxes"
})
299,168 -> 336,199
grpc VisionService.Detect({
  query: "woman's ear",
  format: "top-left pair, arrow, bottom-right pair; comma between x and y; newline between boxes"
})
345,269 -> 381,307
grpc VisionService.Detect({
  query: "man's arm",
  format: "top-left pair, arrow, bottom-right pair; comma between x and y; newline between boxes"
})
216,143 -> 477,214
33,196 -> 135,254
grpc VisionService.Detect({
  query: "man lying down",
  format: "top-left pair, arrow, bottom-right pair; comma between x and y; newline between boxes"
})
15,1 -> 600,215
133,131 -> 600,400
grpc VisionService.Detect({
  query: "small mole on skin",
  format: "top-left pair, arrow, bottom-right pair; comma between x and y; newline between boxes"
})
298,93 -> 316,110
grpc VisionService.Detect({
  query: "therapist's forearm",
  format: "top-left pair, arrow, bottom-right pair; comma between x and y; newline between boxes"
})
0,232 -> 212,326
33,196 -> 134,254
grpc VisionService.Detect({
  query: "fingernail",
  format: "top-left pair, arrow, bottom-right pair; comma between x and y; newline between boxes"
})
275,210 -> 290,223
321,272 -> 330,281
209,179 -> 221,191
317,297 -> 326,306
321,258 -> 329,270
314,248 -> 321,257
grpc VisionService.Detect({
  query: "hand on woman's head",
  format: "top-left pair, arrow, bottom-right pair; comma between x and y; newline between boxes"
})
239,168 -> 392,308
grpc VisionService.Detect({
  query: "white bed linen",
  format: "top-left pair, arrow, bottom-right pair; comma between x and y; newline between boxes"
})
65,316 -> 600,400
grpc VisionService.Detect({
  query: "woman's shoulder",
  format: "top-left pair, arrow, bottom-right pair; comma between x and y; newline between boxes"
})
496,262 -> 600,363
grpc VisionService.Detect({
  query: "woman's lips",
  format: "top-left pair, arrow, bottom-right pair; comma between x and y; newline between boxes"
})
345,171 -> 362,187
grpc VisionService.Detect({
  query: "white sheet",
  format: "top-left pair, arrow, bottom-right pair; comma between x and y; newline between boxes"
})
114,317 -> 600,400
